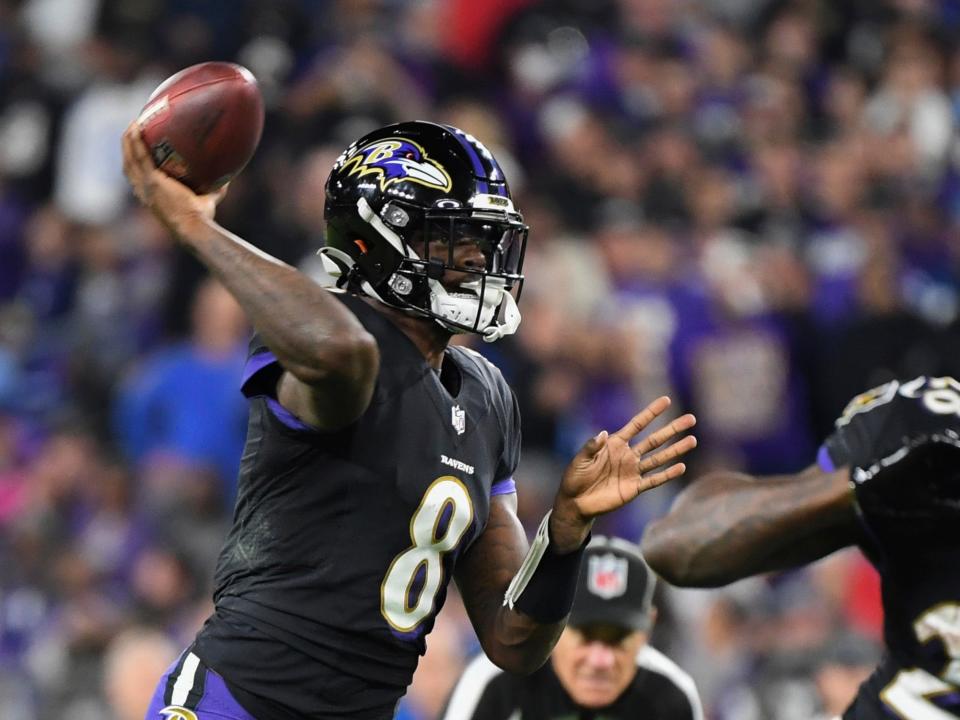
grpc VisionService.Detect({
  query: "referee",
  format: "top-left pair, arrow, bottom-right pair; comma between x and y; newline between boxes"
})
441,536 -> 703,720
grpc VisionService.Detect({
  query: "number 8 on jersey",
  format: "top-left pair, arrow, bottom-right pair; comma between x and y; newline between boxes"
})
381,477 -> 475,632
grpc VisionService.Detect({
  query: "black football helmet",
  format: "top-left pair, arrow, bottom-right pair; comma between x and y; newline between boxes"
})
320,121 -> 527,341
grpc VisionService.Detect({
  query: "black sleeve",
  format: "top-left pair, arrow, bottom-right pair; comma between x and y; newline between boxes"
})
239,294 -> 376,401
462,348 -> 522,485
497,387 -> 522,483
240,333 -> 283,399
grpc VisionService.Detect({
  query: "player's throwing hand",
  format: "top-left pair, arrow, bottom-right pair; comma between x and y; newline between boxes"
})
550,397 -> 697,552
121,122 -> 228,238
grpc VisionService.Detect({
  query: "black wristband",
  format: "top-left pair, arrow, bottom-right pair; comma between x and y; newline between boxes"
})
512,529 -> 590,624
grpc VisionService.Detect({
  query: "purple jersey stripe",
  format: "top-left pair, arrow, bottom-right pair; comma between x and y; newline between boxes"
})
265,397 -> 317,432
241,350 -> 319,431
241,350 -> 278,394
817,445 -> 836,473
491,477 -> 516,496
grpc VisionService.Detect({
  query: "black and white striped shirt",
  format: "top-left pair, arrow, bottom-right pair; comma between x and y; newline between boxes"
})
441,644 -> 703,720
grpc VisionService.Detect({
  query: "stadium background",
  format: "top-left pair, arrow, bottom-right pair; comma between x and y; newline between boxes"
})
1,0 -> 959,717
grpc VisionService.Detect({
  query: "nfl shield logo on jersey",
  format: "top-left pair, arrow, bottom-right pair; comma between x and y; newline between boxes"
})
451,405 -> 466,435
587,553 -> 629,599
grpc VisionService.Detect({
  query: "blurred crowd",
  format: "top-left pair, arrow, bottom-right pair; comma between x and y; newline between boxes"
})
2,0 -> 960,718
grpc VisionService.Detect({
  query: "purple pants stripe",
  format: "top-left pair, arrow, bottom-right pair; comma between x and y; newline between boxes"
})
145,653 -> 257,720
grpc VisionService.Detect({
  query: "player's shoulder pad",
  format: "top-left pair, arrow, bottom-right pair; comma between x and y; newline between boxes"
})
834,379 -> 902,428
450,346 -> 513,398
835,376 -> 960,427
826,376 -> 960,470
333,292 -> 399,350
636,645 -> 704,720
334,290 -> 375,322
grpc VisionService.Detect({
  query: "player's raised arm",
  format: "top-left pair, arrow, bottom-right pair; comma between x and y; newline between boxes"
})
121,123 -> 379,429
640,464 -> 859,588
456,397 -> 697,674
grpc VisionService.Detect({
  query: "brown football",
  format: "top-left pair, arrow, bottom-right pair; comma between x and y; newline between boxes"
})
137,61 -> 264,194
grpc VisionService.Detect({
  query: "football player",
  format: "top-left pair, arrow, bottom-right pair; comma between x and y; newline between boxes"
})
121,120 -> 697,720
641,375 -> 960,719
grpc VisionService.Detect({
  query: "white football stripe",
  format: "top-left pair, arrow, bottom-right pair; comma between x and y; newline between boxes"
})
170,652 -> 200,705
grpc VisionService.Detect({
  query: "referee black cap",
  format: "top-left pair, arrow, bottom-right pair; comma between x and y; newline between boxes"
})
568,536 -> 657,632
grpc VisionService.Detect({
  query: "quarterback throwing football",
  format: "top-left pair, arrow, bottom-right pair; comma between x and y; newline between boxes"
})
122,120 -> 696,720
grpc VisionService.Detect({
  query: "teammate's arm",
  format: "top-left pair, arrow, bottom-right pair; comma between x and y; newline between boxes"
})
458,398 -> 697,674
640,464 -> 860,588
122,124 -> 378,429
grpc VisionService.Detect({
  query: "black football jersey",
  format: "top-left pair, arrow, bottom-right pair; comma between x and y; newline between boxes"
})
819,376 -> 960,718
193,293 -> 521,719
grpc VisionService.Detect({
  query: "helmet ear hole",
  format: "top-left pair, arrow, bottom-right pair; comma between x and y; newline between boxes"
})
353,239 -> 369,254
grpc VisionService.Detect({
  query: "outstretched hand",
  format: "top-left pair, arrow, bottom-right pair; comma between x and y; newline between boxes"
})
550,396 -> 697,552
121,122 -> 227,239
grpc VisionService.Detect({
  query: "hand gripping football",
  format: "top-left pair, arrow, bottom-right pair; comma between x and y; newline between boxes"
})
137,61 -> 265,194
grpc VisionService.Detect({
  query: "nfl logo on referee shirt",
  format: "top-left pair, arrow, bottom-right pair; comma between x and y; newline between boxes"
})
587,553 -> 628,599
451,405 -> 466,435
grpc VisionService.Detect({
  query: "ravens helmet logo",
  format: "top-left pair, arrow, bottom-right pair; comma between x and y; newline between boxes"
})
339,138 -> 452,192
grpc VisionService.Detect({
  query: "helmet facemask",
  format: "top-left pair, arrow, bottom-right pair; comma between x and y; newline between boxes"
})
322,195 -> 528,342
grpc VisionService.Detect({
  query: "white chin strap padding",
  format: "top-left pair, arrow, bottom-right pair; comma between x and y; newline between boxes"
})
482,289 -> 521,343
428,279 -> 491,331
428,277 -> 522,342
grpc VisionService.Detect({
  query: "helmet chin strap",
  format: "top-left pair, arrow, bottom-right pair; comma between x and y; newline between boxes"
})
481,290 -> 521,342
428,277 -> 522,341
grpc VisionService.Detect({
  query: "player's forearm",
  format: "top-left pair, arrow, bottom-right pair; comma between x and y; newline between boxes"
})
176,215 -> 377,384
486,610 -> 565,674
548,500 -> 594,554
459,565 -> 566,674
641,468 -> 855,587
462,579 -> 573,674
474,537 -> 592,674
457,498 -> 578,674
